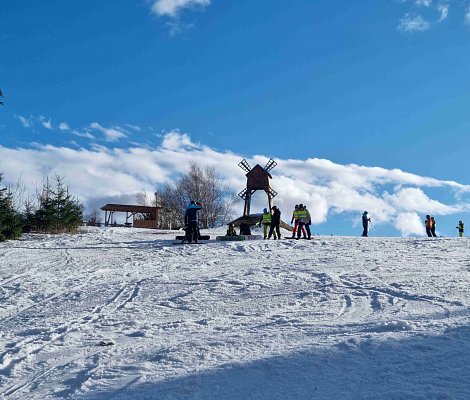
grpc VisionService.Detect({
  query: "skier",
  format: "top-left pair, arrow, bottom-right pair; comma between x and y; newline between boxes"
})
296,204 -> 308,240
184,201 -> 203,243
226,223 -> 237,236
290,204 -> 306,238
430,217 -> 438,237
362,211 -> 371,237
456,221 -> 464,237
258,208 -> 276,239
268,206 -> 281,240
425,215 -> 432,237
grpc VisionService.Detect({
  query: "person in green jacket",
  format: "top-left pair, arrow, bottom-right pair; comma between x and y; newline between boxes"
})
456,221 -> 464,237
258,208 -> 276,239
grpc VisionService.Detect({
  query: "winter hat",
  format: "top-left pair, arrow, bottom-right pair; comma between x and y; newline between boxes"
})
263,208 -> 268,213
363,211 -> 368,215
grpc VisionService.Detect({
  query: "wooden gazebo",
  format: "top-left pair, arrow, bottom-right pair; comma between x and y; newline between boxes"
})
100,204 -> 160,228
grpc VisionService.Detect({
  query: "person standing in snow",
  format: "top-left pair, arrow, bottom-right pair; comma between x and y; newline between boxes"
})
430,217 -> 438,237
259,208 -> 275,239
362,211 -> 371,237
290,204 -> 306,239
425,215 -> 433,237
296,204 -> 308,240
303,205 -> 312,240
456,221 -> 464,237
268,206 -> 281,240
184,201 -> 203,243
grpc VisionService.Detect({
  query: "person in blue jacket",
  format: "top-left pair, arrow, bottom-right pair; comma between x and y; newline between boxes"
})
184,201 -> 203,243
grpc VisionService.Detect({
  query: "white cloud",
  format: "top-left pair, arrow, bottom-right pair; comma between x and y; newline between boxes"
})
151,0 -> 211,17
384,187 -> 465,214
89,122 -> 127,142
16,115 -> 33,129
125,124 -> 142,132
39,116 -> 53,130
395,212 -> 426,236
0,132 -> 469,236
398,13 -> 431,31
438,4 -> 449,22
416,0 -> 432,7
465,5 -> 470,25
398,1 -> 457,29
71,130 -> 95,139
161,130 -> 198,150
59,122 -> 70,131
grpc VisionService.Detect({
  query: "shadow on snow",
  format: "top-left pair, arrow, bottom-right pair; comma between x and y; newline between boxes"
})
75,324 -> 470,400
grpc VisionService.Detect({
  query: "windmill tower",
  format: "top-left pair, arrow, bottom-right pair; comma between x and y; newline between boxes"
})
238,158 -> 278,216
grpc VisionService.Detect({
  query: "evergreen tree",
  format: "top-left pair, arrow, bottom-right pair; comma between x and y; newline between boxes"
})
35,175 -> 84,233
21,198 -> 37,233
0,174 -> 22,241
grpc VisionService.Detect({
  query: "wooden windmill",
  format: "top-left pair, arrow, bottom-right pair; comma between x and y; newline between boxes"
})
238,158 -> 278,216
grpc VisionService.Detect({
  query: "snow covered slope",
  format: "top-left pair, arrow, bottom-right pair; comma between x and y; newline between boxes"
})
1,227 -> 470,399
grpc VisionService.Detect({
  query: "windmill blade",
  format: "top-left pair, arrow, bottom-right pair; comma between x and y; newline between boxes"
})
238,159 -> 251,173
266,187 -> 278,199
264,159 -> 277,172
238,187 -> 248,199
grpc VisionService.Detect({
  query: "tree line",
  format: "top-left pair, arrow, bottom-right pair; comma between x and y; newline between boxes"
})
0,173 -> 84,241
0,163 -> 238,241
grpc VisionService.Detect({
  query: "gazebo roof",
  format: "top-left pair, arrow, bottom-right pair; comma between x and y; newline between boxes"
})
100,204 -> 160,213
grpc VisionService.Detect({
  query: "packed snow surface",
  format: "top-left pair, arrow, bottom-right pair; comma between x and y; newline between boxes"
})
1,227 -> 470,399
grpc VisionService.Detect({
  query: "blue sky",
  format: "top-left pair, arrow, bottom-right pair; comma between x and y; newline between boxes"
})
1,1 -> 470,236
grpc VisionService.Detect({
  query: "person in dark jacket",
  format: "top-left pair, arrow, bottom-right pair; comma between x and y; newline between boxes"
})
362,211 -> 371,237
239,222 -> 251,235
184,201 -> 203,243
302,205 -> 312,240
268,206 -> 281,240
226,223 -> 237,236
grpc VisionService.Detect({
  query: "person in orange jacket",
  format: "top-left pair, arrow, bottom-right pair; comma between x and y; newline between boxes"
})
425,215 -> 432,237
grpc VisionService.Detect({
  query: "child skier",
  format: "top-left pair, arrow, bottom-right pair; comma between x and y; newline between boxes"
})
456,221 -> 464,237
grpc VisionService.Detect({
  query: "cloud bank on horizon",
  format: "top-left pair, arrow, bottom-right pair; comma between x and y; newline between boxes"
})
0,131 -> 469,236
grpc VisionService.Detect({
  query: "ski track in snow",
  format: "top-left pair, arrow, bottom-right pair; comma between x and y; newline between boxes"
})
0,227 -> 470,399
